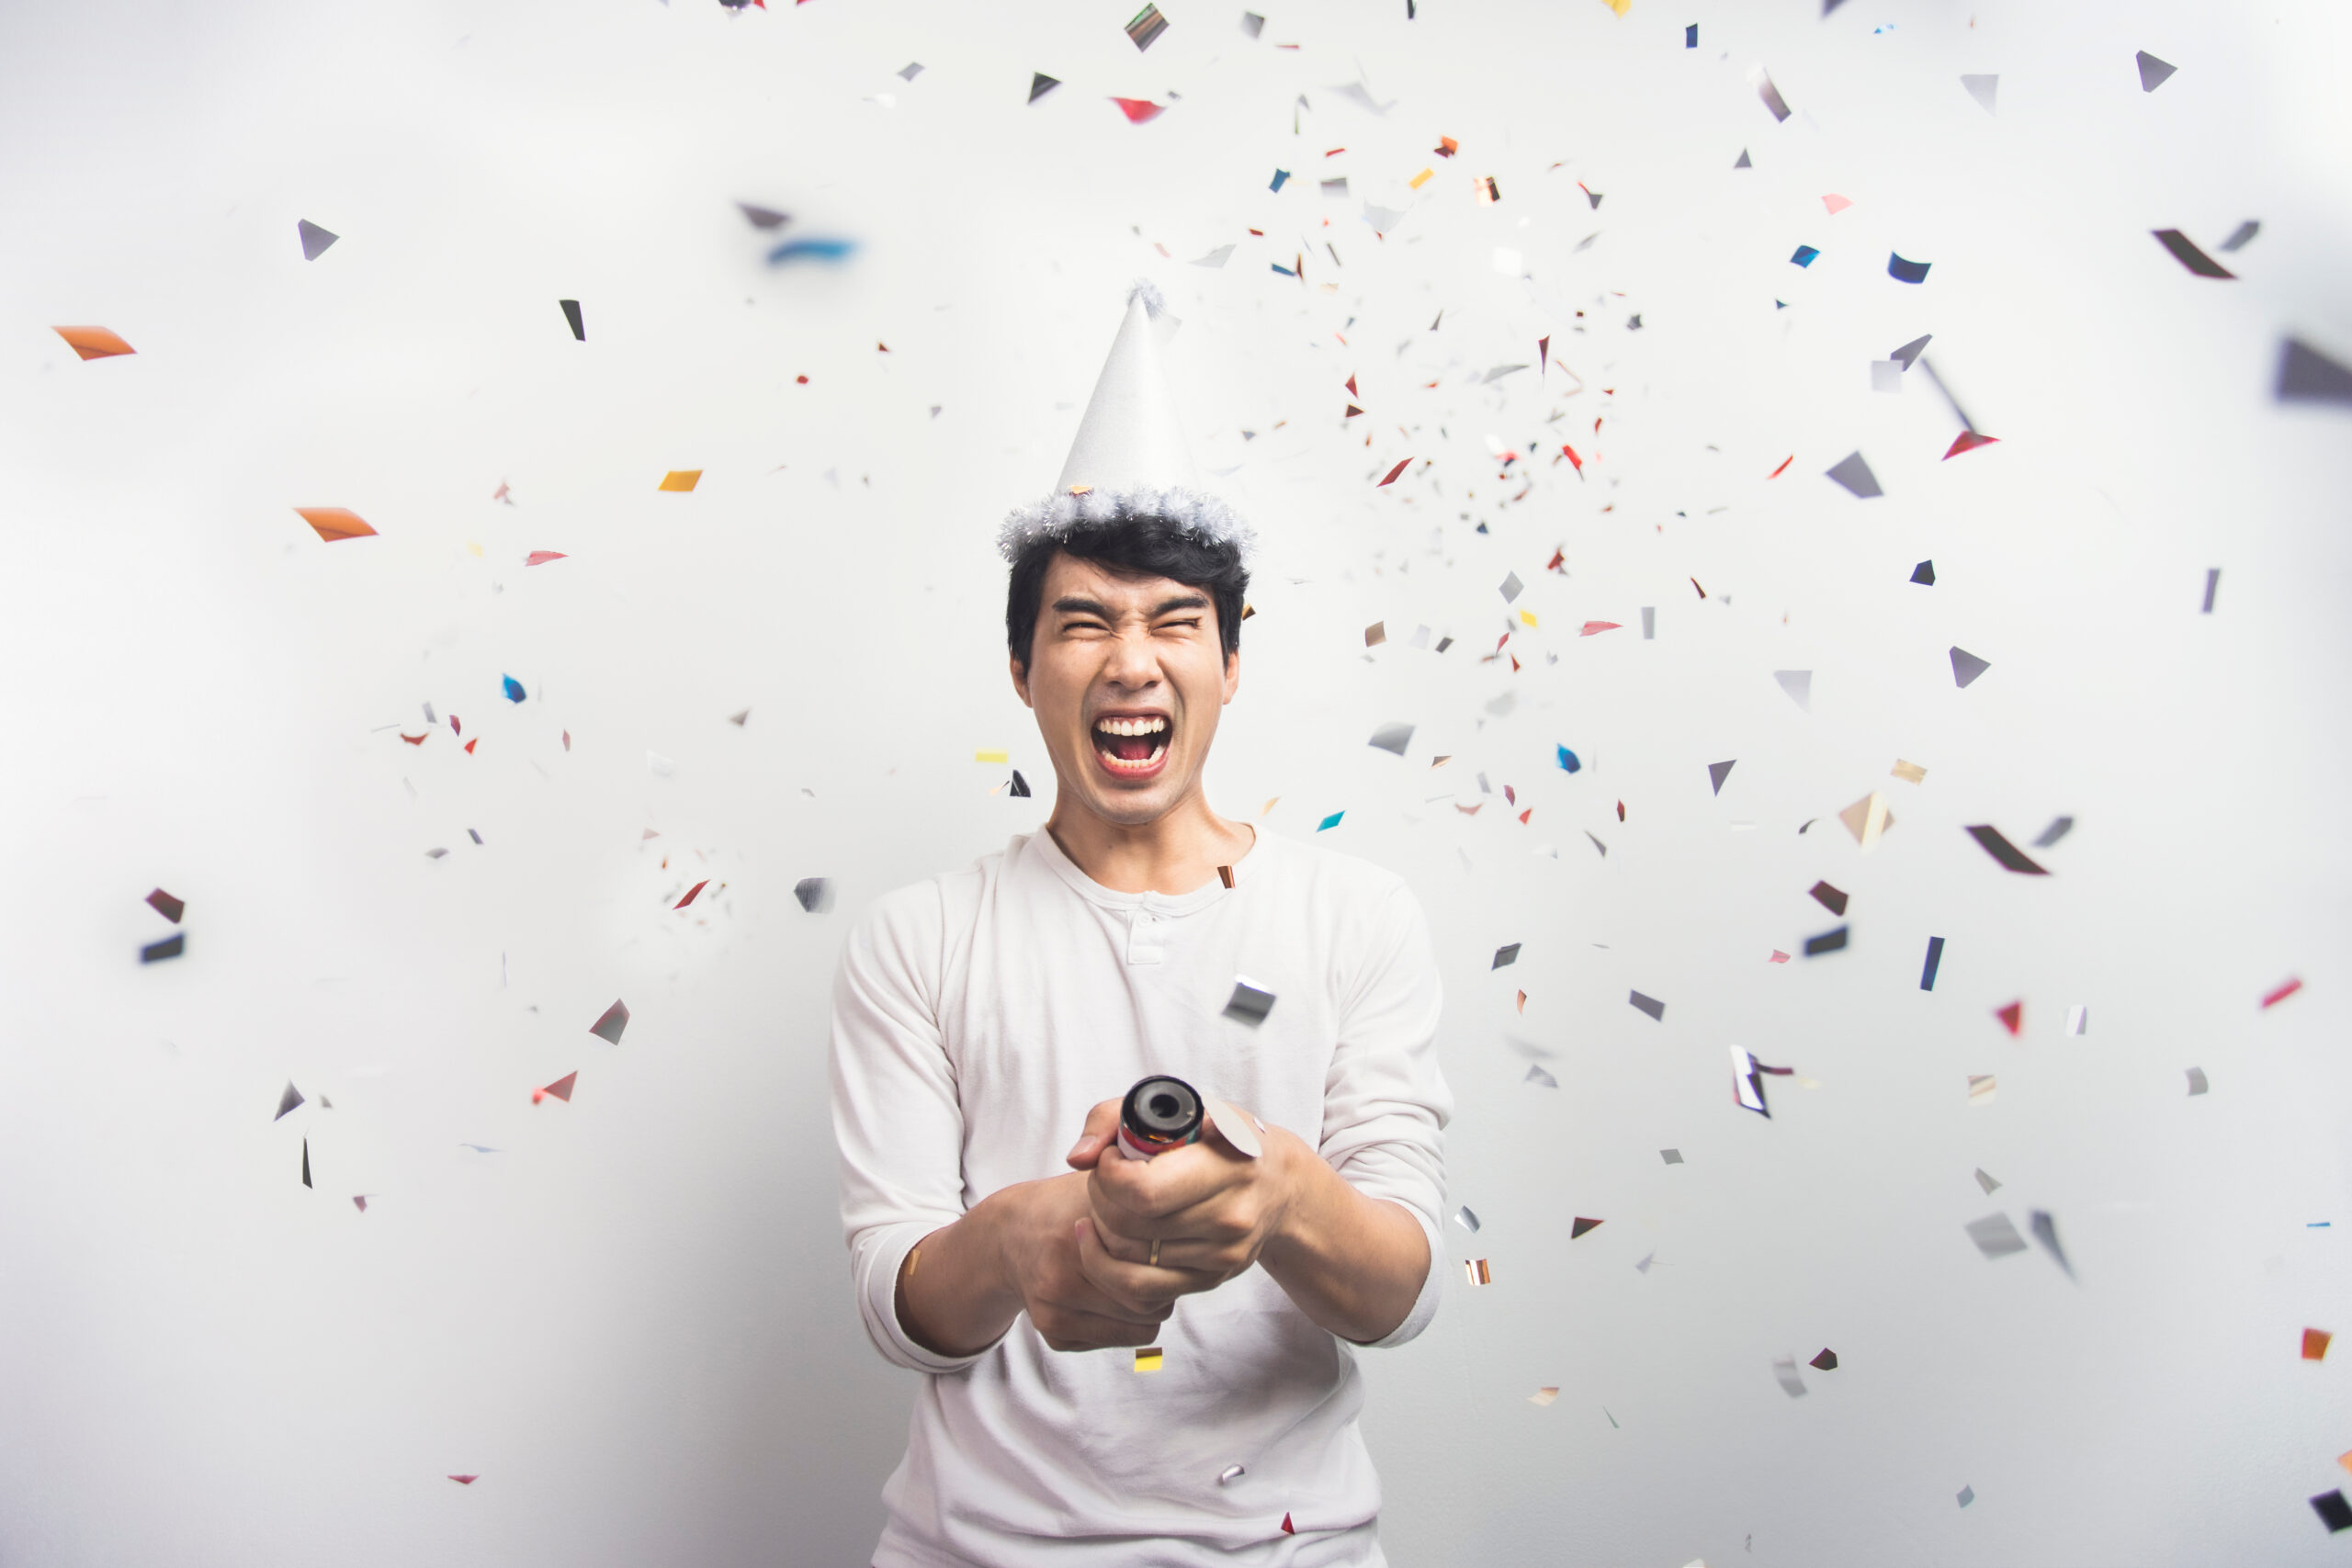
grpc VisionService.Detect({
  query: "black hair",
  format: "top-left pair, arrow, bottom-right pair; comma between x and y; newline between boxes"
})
1006,519 -> 1250,671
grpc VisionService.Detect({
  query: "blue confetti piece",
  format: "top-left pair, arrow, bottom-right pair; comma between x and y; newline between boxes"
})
766,237 -> 858,266
1887,252 -> 1931,284
1555,744 -> 1582,773
1790,244 -> 1820,267
502,675 -> 526,703
1317,810 -> 1344,831
1271,262 -> 1296,276
1270,168 -> 1291,193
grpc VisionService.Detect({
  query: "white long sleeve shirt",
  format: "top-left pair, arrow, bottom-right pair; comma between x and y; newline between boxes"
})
829,827 -> 1452,1568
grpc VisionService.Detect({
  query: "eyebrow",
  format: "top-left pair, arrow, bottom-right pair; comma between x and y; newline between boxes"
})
1050,593 -> 1210,619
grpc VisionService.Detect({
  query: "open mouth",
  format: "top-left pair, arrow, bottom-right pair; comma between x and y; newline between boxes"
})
1091,714 -> 1170,778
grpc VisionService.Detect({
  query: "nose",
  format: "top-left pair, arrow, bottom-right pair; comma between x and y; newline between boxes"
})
1102,626 -> 1161,692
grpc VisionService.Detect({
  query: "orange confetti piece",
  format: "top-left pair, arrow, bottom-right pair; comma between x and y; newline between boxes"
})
1516,990 -> 1527,1012
2305,1327 -> 2334,1361
1434,136 -> 1458,157
294,507 -> 377,542
1408,167 -> 1433,188
53,325 -> 135,360
658,469 -> 702,492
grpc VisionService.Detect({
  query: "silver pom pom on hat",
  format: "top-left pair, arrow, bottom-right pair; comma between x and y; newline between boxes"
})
997,281 -> 1257,562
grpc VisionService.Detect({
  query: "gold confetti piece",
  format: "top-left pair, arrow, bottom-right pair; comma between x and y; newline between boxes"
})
53,325 -> 135,360
1967,1074 -> 1996,1106
465,540 -> 483,558
1408,167 -> 1434,189
1261,796 -> 1280,817
294,507 -> 377,542
1598,0 -> 1629,14
658,469 -> 702,491
1891,759 -> 1927,784
1838,791 -> 1894,849
975,749 -> 1009,763
1365,621 -> 1387,647
1529,1387 -> 1560,1405
1134,1347 -> 1164,1372
1518,609 -> 1539,627
1464,1258 -> 1492,1285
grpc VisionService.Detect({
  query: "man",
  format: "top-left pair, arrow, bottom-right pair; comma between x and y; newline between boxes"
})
831,284 -> 1451,1567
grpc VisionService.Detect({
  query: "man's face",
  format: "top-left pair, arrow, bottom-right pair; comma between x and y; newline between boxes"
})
1012,550 -> 1238,828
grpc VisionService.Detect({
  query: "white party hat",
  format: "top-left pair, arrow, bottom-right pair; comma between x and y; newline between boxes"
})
997,281 -> 1253,561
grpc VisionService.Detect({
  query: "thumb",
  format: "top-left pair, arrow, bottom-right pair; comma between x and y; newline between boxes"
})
1066,1099 -> 1123,1168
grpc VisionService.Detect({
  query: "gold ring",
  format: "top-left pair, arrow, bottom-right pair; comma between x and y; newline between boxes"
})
1148,1239 -> 1161,1267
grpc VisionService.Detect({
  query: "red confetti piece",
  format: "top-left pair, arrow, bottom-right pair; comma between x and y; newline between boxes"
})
1110,96 -> 1165,122
401,732 -> 428,745
463,738 -> 478,755
1281,1513 -> 1295,1534
1994,1000 -> 2023,1035
1943,430 -> 1999,459
1377,458 -> 1412,486
675,879 -> 709,909
1344,374 -> 1358,397
1616,800 -> 1624,820
525,550 -> 567,566
1559,443 -> 1582,471
1767,455 -> 1793,479
1579,621 -> 1621,637
448,1474 -> 478,1484
532,1071 -> 578,1105
1690,577 -> 1706,599
1769,950 -> 1790,964
1517,807 -> 1532,824
2261,976 -> 2303,1009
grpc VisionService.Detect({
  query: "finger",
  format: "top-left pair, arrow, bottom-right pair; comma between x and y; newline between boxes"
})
1065,1099 -> 1124,1169
1075,1219 -> 1207,1312
1090,1139 -> 1250,1224
1057,1221 -> 1171,1324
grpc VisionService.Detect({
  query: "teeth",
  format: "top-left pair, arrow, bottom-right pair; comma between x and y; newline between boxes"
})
1101,742 -> 1169,772
1095,716 -> 1169,737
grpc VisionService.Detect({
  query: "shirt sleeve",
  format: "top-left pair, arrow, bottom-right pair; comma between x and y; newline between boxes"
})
1316,878 -> 1453,1349
829,880 -> 997,1373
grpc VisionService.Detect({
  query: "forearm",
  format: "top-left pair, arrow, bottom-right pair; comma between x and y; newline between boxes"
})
895,1196 -> 1023,1359
1258,1151 -> 1430,1345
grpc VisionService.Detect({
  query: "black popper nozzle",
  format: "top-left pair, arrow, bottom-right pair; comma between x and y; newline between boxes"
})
1118,1075 -> 1204,1158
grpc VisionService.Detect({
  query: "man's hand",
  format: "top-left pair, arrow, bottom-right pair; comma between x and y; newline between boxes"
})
992,1172 -> 1176,1352
1079,1097 -> 1432,1346
1080,1102 -> 1299,1286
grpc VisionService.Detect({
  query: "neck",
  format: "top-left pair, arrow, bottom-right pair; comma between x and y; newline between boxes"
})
1043,780 -> 1253,896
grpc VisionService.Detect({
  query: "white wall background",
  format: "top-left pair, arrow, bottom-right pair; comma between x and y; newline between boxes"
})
4,0 -> 2349,1562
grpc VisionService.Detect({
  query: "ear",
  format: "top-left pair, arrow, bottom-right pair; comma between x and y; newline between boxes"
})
1222,646 -> 1240,705
1010,652 -> 1034,709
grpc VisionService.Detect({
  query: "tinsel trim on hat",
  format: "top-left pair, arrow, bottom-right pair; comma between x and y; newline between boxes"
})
996,484 -> 1257,563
